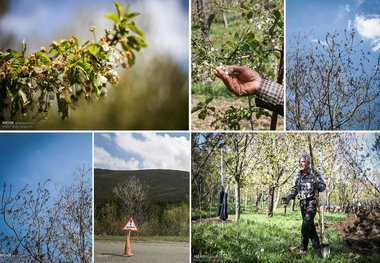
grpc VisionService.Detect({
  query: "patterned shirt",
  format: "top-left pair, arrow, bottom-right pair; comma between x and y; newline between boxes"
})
255,78 -> 284,115
288,168 -> 326,201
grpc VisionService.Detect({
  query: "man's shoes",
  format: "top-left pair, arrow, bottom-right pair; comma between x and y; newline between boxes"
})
297,250 -> 307,256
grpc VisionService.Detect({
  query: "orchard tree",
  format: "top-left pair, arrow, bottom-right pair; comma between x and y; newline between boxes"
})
0,167 -> 92,263
287,30 -> 379,130
112,175 -> 149,224
0,2 -> 147,122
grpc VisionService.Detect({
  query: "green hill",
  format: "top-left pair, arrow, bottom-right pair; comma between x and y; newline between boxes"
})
94,168 -> 189,207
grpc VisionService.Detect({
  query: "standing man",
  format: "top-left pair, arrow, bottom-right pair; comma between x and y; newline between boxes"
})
282,154 -> 326,256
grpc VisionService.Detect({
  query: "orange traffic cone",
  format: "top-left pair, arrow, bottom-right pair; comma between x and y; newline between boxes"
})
123,236 -> 134,257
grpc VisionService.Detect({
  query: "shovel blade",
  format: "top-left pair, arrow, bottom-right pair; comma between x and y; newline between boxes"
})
321,244 -> 330,258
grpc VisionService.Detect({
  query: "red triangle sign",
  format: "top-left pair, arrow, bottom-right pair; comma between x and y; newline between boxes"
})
122,217 -> 139,232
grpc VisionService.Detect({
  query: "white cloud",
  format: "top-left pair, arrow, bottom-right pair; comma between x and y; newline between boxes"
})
354,14 -> 380,51
113,133 -> 190,171
345,4 -> 351,12
347,19 -> 352,29
101,134 -> 112,141
94,146 -> 139,170
311,38 -> 328,47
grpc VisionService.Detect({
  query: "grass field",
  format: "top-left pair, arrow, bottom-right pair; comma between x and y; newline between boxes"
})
192,209 -> 376,262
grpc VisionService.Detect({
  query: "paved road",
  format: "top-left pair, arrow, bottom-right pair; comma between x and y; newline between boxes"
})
94,240 -> 189,263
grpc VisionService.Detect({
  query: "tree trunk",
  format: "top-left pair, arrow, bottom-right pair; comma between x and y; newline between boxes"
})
291,199 -> 295,211
235,181 -> 240,221
267,185 -> 275,217
222,12 -> 228,29
261,184 -> 264,209
274,186 -> 281,210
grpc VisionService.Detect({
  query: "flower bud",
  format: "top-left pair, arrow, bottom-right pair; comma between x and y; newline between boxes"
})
21,66 -> 29,73
40,47 -> 48,53
120,39 -> 127,45
105,29 -> 112,35
50,41 -> 58,47
69,38 -> 75,44
0,72 -> 6,80
89,25 -> 96,32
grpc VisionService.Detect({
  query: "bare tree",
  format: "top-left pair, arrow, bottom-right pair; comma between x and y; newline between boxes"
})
0,167 -> 92,262
113,176 -> 149,224
55,166 -> 92,262
287,30 -> 380,130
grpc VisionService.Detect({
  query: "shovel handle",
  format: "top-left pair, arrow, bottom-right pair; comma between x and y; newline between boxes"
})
307,134 -> 323,246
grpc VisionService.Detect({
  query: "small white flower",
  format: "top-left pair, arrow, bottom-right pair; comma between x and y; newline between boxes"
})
95,74 -> 108,86
260,248 -> 264,253
102,44 -> 110,52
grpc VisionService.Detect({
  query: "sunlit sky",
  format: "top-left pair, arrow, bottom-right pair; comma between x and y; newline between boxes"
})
94,132 -> 190,171
0,133 -> 92,189
287,0 -> 380,52
0,0 -> 189,72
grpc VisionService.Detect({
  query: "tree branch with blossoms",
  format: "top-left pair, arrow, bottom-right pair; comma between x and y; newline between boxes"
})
0,1 -> 147,121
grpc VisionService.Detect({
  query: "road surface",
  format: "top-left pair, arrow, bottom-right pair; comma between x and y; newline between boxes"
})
94,240 -> 189,263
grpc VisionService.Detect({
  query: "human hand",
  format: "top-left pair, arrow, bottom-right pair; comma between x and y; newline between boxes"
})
214,65 -> 262,96
281,197 -> 289,205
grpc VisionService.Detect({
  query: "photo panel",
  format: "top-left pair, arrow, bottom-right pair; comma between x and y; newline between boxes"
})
191,132 -> 379,262
286,0 -> 379,130
93,132 -> 190,262
191,0 -> 285,131
0,132 -> 93,262
0,0 -> 189,130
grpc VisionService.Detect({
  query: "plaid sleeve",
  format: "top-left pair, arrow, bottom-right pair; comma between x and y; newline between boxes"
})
255,78 -> 284,114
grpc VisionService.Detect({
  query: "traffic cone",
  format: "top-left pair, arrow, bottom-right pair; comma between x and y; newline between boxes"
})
123,236 -> 133,257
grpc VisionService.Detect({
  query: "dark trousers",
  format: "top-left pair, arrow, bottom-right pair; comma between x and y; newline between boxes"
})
300,199 -> 320,251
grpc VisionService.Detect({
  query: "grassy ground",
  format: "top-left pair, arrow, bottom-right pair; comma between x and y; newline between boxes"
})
191,209 -> 373,263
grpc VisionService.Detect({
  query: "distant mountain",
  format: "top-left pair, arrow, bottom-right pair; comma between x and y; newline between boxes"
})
94,169 -> 189,207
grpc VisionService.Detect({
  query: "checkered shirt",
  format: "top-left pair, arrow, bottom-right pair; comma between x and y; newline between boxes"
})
255,78 -> 284,115
288,168 -> 326,201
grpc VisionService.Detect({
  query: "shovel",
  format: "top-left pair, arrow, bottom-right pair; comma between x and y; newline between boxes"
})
307,134 -> 330,258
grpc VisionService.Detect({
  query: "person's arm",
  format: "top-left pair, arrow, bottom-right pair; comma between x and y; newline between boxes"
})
314,170 -> 326,192
214,65 -> 284,115
282,175 -> 298,204
255,78 -> 284,115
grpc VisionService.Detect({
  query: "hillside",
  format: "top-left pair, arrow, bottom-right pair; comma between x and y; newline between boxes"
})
94,169 -> 189,207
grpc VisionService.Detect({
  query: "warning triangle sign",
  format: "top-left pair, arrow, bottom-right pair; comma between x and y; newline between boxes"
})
122,217 -> 139,232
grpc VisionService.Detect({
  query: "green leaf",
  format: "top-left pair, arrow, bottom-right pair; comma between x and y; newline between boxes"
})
192,25 -> 201,30
86,43 -> 101,59
247,11 -> 253,20
113,1 -> 123,18
127,12 -> 140,19
124,4 -> 130,17
273,10 -> 281,21
19,88 -> 30,106
240,3 -> 249,10
66,53 -> 76,66
269,24 -> 276,36
205,97 -> 213,104
191,105 -> 203,113
127,36 -> 147,51
105,13 -> 120,23
7,49 -> 20,58
128,22 -> 145,38
10,57 -> 26,69
256,112 -> 262,119
34,52 -> 51,66
198,110 -> 207,120
76,60 -> 92,76
240,43 -> 250,53
234,32 -> 239,42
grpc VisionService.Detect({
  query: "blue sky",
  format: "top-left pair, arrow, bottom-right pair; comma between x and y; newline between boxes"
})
0,133 -> 92,189
94,132 -> 190,171
0,0 -> 189,72
287,0 -> 380,52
